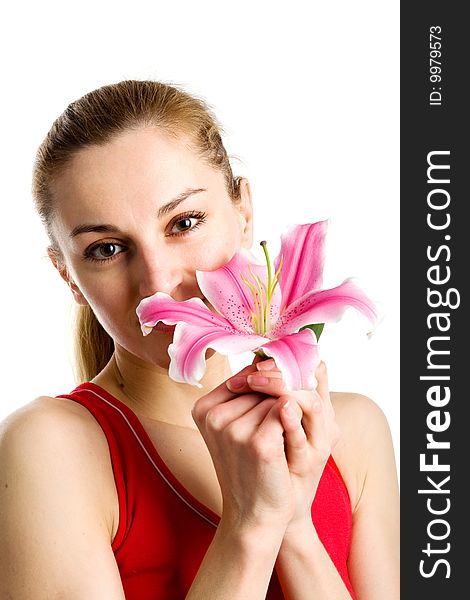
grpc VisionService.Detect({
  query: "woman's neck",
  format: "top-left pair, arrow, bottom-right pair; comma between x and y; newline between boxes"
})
93,346 -> 233,428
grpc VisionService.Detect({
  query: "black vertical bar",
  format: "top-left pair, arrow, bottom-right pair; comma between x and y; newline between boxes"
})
401,3 -> 467,597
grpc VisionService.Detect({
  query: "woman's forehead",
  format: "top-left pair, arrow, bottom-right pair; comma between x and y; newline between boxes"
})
51,128 -> 224,215
62,128 -> 201,184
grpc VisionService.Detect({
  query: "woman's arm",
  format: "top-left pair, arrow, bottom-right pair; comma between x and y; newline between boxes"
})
186,518 -> 285,598
0,398 -> 126,599
341,393 -> 400,599
275,520 -> 354,599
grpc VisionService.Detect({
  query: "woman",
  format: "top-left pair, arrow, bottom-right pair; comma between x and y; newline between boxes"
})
0,80 -> 399,599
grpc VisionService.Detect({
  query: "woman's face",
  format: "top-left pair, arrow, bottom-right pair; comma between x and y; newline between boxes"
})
49,126 -> 253,368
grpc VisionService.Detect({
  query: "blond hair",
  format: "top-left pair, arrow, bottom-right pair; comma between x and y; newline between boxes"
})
32,79 -> 241,383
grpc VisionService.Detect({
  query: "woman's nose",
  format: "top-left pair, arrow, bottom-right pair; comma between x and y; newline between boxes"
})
138,251 -> 185,299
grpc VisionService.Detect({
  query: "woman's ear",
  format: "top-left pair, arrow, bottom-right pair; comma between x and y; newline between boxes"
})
237,177 -> 254,249
47,247 -> 89,306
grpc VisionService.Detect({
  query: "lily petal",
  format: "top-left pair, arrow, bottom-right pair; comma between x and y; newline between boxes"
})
136,292 -> 231,335
196,249 -> 281,332
274,221 -> 328,310
168,324 -> 270,386
271,278 -> 378,338
260,329 -> 320,391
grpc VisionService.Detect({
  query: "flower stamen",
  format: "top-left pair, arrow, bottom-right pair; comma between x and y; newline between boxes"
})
239,242 -> 282,335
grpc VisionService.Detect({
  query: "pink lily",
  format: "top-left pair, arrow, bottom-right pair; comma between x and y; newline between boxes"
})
136,221 -> 377,391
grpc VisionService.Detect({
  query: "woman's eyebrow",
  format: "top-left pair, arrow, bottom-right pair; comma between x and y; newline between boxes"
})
70,223 -> 118,238
70,187 -> 207,238
157,187 -> 206,218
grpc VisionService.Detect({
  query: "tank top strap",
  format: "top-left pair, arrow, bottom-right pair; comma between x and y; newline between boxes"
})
56,382 -> 138,551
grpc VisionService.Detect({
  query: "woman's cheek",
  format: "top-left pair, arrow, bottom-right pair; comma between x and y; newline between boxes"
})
192,226 -> 243,272
80,278 -> 132,335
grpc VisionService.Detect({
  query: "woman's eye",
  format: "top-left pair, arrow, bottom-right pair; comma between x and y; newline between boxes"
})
167,211 -> 207,237
171,217 -> 198,233
87,242 -> 126,261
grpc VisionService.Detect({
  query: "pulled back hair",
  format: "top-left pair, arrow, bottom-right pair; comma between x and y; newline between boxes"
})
32,79 -> 242,383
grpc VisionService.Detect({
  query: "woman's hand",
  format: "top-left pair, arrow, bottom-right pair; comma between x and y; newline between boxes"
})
190,360 -> 350,600
191,363 -> 296,534
227,358 -> 341,535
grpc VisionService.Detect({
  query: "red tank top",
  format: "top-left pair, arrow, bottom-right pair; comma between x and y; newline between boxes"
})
58,382 -> 355,599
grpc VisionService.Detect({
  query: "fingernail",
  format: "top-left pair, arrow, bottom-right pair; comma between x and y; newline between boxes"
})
256,359 -> 276,371
227,376 -> 246,390
247,374 -> 269,386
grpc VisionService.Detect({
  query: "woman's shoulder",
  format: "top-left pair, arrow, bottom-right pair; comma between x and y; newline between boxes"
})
330,390 -> 391,433
0,394 -> 107,451
0,393 -> 118,538
329,391 -> 396,512
0,394 -> 116,508
0,396 -> 122,597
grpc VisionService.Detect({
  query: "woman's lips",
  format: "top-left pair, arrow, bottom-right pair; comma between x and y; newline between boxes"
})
153,323 -> 176,334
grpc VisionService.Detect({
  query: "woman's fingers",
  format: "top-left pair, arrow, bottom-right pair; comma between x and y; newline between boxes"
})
204,393 -> 269,433
227,369 -> 285,397
249,358 -> 337,460
228,359 -> 331,446
194,362 -> 286,439
279,399 -> 308,468
225,397 -> 278,443
314,360 -> 329,403
230,359 -> 328,404
199,357 -> 336,462
254,400 -> 287,456
193,363 -> 258,424
312,361 -> 340,448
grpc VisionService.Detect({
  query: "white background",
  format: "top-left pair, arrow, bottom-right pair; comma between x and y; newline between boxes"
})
0,1 -> 399,470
